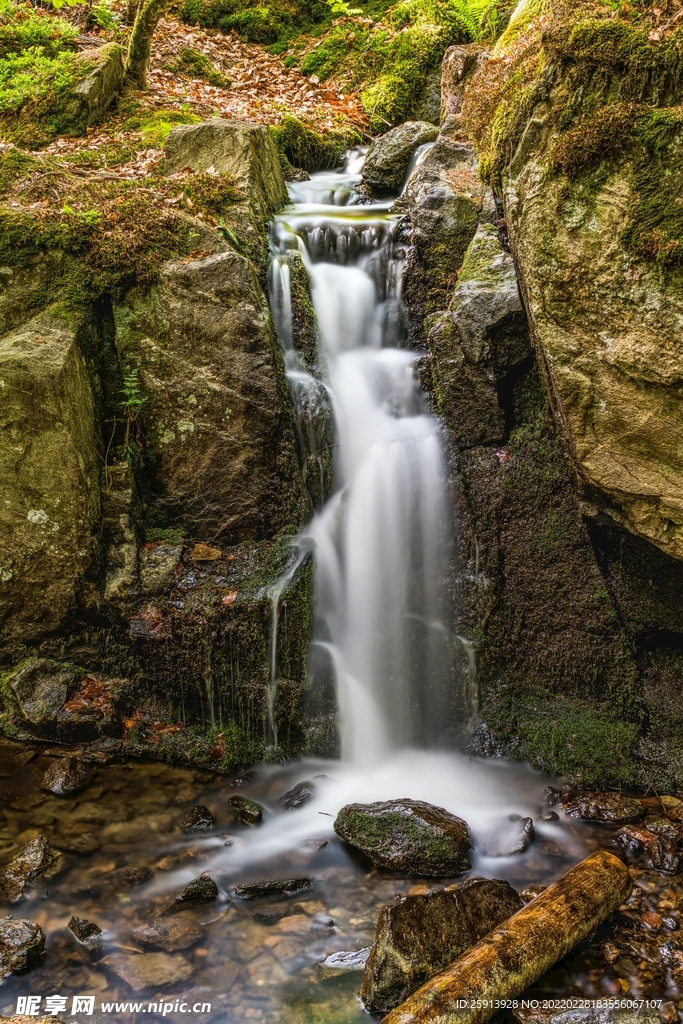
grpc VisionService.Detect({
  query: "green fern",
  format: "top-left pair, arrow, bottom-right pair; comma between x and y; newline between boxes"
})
449,0 -> 511,41
120,368 -> 147,416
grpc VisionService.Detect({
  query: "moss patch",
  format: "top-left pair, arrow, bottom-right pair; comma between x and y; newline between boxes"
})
270,113 -> 361,170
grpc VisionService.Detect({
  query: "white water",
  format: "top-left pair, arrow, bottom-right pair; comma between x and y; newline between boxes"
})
151,154 -> 580,892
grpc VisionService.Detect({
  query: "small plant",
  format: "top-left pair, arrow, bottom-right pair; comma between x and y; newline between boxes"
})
325,0 -> 362,15
120,367 -> 147,453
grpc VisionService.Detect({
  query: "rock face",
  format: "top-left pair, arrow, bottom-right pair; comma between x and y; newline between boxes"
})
334,800 -> 471,875
0,916 -> 45,979
362,121 -> 439,195
41,756 -> 95,796
427,222 -> 530,447
463,1 -> 683,563
361,878 -> 523,1011
402,116 -> 496,337
164,119 -> 288,229
114,250 -> 309,543
0,314 -> 100,643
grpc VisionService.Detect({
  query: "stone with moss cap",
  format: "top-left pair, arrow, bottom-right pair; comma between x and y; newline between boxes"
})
334,799 -> 471,875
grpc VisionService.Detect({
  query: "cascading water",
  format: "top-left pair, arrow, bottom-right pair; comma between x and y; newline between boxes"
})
271,152 -> 465,765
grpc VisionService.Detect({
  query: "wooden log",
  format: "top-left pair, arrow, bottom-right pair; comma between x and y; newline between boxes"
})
383,850 -> 632,1024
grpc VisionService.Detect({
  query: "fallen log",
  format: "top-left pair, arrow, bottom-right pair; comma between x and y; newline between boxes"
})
383,850 -> 632,1024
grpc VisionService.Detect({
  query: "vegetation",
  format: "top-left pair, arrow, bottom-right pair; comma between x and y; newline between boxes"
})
165,44 -> 230,85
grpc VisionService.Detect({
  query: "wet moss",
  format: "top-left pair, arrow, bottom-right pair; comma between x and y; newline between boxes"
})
270,114 -> 361,172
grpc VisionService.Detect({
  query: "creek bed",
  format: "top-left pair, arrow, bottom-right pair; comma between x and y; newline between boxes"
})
1,739 -> 681,1021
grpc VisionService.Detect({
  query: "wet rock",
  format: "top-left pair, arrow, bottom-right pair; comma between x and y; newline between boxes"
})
0,835 -> 54,904
543,787 -> 562,807
540,811 -> 559,822
179,805 -> 214,833
362,121 -> 439,194
118,865 -> 153,888
520,885 -> 547,904
281,780 -> 315,810
102,950 -> 193,993
562,791 -> 646,824
319,946 -> 372,977
54,674 -> 122,741
191,543 -> 222,560
233,878 -> 311,899
131,917 -> 203,952
139,543 -> 182,593
41,756 -> 95,796
170,872 -> 218,910
228,796 -> 263,826
7,659 -> 74,725
0,915 -> 45,979
361,877 -> 523,1011
229,770 -> 259,788
334,799 -> 472,875
482,816 -> 534,857
67,915 -> 102,953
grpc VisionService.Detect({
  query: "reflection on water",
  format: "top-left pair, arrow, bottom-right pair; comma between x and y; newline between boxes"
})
0,738 -> 611,1023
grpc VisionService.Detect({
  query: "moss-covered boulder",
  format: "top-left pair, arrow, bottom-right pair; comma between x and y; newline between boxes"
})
334,799 -> 472,875
360,878 -> 522,1012
362,121 -> 439,195
0,312 -> 101,642
463,0 -> 683,562
114,249 -> 310,543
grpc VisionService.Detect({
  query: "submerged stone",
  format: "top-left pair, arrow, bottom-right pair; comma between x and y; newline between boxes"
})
102,950 -> 193,993
41,757 -> 95,797
131,917 -> 203,952
117,866 -> 153,889
361,878 -> 523,1011
0,835 -> 54,904
334,799 -> 472,875
362,121 -> 439,194
562,792 -> 646,824
233,878 -> 311,899
228,796 -> 263,826
0,916 -> 45,979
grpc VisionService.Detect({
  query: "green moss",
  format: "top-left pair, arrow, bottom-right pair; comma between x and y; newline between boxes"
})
179,0 -> 327,44
0,145 -> 37,195
270,113 -> 361,171
165,46 -> 230,87
0,5 -> 78,59
121,107 -> 201,148
146,526 -> 187,544
494,691 -> 641,788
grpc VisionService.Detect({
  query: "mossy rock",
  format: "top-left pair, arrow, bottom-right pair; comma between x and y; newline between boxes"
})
334,799 -> 472,875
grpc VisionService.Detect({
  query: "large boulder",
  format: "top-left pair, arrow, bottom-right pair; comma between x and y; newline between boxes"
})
0,836 -> 54,904
114,250 -> 310,543
66,43 -> 124,130
362,121 -> 439,195
0,916 -> 45,979
463,0 -> 683,562
360,878 -> 522,1011
164,119 -> 288,231
0,313 -> 101,642
334,800 -> 472,875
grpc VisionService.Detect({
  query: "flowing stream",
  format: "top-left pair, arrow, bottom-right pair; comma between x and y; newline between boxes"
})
0,155 -> 619,1024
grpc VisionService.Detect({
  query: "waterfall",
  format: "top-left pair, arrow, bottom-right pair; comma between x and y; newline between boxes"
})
271,153 -> 465,767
